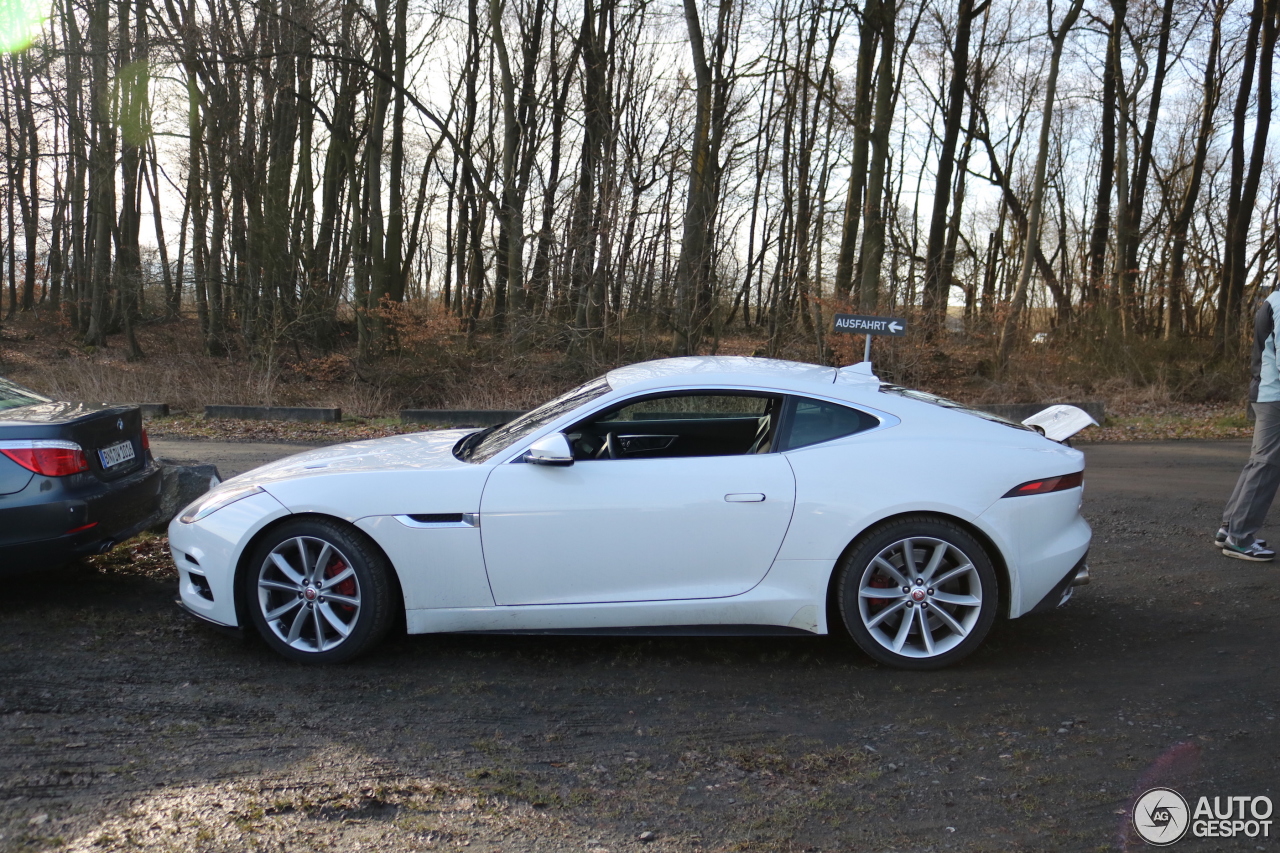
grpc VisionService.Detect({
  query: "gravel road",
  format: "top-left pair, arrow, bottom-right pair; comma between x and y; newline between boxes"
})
152,438 -> 327,480
2,438 -> 1277,852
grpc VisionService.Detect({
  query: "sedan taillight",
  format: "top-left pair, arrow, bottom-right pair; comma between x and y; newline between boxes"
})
1002,471 -> 1083,497
0,440 -> 90,476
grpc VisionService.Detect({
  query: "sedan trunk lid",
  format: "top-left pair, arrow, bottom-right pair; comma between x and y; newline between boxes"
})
0,402 -> 147,481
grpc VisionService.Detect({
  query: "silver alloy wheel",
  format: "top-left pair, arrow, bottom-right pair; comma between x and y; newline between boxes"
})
856,536 -> 983,659
256,535 -> 362,654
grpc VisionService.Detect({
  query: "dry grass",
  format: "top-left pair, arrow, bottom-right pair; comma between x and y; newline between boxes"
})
0,310 -> 574,416
0,306 -> 1252,426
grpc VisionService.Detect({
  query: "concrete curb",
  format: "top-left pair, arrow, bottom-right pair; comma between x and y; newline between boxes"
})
205,405 -> 343,423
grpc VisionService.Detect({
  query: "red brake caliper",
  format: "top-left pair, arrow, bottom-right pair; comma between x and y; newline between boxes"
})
325,559 -> 357,612
867,573 -> 894,608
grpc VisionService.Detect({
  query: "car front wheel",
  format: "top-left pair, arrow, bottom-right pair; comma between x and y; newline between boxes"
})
243,519 -> 395,664
837,516 -> 997,669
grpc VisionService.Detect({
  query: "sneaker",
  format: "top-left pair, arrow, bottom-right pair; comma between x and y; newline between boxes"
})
1216,527 -> 1266,549
1222,537 -> 1276,562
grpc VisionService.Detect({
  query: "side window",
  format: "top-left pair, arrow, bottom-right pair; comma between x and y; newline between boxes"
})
569,393 -> 780,459
598,394 -> 770,422
782,397 -> 878,450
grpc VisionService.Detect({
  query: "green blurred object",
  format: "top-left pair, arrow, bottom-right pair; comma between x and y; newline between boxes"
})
0,0 -> 45,52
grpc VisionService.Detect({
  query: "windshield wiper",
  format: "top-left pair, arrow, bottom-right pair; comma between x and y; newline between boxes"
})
455,424 -> 502,461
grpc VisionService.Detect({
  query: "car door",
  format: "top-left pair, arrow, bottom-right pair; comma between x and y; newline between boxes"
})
479,392 -> 797,605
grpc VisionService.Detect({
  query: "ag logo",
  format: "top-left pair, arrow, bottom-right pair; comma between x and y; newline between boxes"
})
1134,787 -> 1190,846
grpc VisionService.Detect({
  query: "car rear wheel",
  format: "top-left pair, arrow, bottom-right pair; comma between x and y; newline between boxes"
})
837,516 -> 997,670
243,519 -> 395,664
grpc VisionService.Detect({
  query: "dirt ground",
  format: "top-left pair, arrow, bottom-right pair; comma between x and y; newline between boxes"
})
2,439 -> 1278,852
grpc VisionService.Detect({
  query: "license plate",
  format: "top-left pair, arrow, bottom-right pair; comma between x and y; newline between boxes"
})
98,440 -> 136,469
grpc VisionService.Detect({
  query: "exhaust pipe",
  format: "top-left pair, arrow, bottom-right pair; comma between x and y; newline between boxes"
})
1071,565 -> 1090,586
97,539 -> 117,554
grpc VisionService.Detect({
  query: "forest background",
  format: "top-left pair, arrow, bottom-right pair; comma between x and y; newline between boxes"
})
0,0 -> 1277,422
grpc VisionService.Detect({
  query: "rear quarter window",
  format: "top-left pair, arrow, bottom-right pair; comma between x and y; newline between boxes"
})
783,397 -> 879,450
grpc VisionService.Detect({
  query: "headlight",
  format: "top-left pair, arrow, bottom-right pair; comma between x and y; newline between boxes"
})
179,484 -> 265,524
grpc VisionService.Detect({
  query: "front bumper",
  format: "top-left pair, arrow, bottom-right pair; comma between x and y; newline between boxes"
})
169,490 -> 292,629
174,596 -> 246,637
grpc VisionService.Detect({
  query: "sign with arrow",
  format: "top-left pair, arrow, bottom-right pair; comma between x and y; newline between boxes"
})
832,314 -> 907,337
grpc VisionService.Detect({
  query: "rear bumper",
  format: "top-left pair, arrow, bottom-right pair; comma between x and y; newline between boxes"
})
0,461 -> 163,574
977,486 -> 1091,617
1026,553 -> 1090,614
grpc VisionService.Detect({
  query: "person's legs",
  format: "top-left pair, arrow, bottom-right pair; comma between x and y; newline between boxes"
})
1223,410 -> 1260,536
1223,458 -> 1252,528
1224,402 -> 1280,546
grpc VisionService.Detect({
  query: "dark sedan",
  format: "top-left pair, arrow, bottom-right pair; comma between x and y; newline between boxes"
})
0,377 -> 162,574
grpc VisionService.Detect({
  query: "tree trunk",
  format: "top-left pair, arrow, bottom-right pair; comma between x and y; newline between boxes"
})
359,0 -> 393,356
833,3 -> 878,299
117,0 -> 145,359
1111,0 -> 1133,335
1217,0 -> 1277,348
1086,7 -> 1119,322
84,0 -> 114,347
1166,0 -> 1224,340
853,0 -> 896,313
996,0 -> 1085,369
490,0 -> 525,336
673,0 -> 732,355
922,0 -> 985,333
1121,0 -> 1175,331
16,53 -> 39,314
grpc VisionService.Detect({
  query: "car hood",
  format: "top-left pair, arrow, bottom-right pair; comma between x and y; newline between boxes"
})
227,428 -> 479,487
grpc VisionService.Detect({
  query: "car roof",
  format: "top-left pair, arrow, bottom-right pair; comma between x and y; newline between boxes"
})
605,356 -> 877,395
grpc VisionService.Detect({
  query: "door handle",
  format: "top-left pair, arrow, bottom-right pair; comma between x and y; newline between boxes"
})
724,493 -> 765,502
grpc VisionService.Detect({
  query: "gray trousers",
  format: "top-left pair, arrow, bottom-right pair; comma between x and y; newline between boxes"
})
1223,401 -> 1280,545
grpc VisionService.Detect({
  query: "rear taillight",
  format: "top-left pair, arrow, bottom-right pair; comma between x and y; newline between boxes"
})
141,429 -> 150,453
1003,471 -> 1083,497
0,440 -> 90,476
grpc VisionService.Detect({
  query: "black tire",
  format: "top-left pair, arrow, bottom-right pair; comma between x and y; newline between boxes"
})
242,518 -> 395,664
836,515 -> 998,670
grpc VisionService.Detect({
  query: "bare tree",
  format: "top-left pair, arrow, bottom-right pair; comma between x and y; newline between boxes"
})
996,0 -> 1086,370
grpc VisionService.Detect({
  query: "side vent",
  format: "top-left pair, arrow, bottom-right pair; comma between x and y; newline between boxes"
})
395,513 -> 479,528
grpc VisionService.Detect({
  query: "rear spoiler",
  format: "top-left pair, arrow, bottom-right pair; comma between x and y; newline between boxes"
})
1021,405 -> 1099,442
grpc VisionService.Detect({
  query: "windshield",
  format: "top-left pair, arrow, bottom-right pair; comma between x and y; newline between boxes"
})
879,385 -> 1033,432
459,376 -> 613,463
0,377 -> 51,411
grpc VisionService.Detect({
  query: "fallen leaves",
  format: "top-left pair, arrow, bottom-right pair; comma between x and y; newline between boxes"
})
1082,404 -> 1254,442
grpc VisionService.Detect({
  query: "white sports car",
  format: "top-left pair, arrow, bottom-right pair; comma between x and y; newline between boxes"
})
171,357 -> 1091,669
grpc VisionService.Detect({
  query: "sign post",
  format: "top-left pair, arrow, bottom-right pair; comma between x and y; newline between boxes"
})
831,313 -> 907,363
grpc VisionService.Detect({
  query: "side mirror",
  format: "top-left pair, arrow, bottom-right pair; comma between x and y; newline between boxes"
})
526,433 -> 574,466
